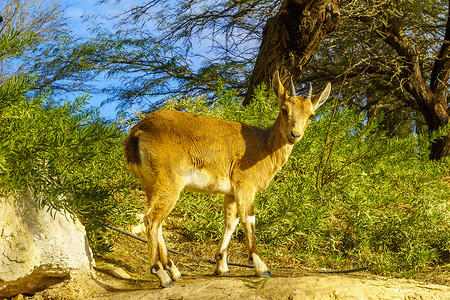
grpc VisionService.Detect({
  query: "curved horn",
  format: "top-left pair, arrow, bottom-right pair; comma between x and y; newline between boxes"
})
290,77 -> 296,97
306,82 -> 313,101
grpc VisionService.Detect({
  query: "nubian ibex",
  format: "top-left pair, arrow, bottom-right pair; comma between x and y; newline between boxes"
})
124,71 -> 331,287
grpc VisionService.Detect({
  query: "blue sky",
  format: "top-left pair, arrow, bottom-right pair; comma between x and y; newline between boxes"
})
62,0 -> 254,119
65,0 -> 139,119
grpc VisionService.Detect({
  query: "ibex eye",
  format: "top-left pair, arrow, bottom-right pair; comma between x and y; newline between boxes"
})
309,115 -> 315,120
281,108 -> 288,115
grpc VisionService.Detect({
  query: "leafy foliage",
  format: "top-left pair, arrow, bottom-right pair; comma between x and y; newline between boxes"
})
0,1 -> 142,253
0,75 -> 141,253
168,84 -> 450,277
1,0 -> 65,82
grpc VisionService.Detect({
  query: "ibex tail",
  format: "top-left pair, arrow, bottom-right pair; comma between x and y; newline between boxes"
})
124,133 -> 141,166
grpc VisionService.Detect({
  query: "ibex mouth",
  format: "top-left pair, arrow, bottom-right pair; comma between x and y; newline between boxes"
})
287,132 -> 301,144
287,135 -> 298,144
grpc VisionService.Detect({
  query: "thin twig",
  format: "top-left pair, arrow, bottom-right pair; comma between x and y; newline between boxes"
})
316,52 -> 355,190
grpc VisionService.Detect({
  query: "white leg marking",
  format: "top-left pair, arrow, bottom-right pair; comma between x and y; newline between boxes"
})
168,259 -> 182,281
154,262 -> 173,287
251,253 -> 269,275
219,217 -> 239,253
216,216 -> 239,275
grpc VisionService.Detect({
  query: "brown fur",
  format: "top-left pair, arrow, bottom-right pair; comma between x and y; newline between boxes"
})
123,71 -> 331,287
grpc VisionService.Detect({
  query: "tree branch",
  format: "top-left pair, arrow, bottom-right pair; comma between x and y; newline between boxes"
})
430,0 -> 450,106
382,15 -> 438,128
381,7 -> 450,159
243,0 -> 340,105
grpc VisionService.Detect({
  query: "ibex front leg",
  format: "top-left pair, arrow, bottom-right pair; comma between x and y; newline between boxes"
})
235,189 -> 271,277
215,194 -> 239,275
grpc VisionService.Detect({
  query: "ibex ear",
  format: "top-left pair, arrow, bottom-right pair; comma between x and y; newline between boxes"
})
272,70 -> 287,106
311,82 -> 331,110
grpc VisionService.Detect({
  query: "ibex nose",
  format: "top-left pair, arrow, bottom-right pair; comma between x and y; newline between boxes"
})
288,131 -> 301,143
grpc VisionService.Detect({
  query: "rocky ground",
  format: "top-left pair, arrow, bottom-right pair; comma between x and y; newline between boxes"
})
18,218 -> 450,300
28,267 -> 450,300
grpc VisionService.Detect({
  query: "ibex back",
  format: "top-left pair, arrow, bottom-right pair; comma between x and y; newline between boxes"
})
124,71 -> 331,287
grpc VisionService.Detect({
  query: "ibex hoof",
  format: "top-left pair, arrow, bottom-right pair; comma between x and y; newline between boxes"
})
160,281 -> 174,288
257,271 -> 272,278
216,271 -> 231,276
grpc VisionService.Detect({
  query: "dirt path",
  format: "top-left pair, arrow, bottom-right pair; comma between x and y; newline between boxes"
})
28,230 -> 450,300
31,269 -> 450,300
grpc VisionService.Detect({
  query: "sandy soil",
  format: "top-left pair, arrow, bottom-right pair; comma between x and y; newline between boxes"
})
25,221 -> 450,300
29,268 -> 450,300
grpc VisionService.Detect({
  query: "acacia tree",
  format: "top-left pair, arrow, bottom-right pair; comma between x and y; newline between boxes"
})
33,0 -> 285,109
243,0 -> 340,105
382,3 -> 450,159
302,0 -> 450,159
0,0 -> 64,83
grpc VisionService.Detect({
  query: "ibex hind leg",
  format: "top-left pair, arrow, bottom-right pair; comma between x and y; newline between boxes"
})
157,225 -> 182,281
144,186 -> 182,287
143,215 -> 172,287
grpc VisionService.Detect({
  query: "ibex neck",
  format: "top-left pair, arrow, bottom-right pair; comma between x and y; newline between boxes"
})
266,115 -> 293,166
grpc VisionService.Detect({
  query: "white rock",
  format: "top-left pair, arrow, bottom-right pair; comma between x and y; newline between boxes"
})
0,192 -> 95,297
110,267 -> 131,280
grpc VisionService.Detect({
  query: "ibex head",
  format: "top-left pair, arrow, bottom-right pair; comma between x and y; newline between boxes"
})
272,71 -> 331,144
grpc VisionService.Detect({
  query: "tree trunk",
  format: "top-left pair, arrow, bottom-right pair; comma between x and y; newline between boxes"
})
383,12 -> 450,160
243,0 -> 340,105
